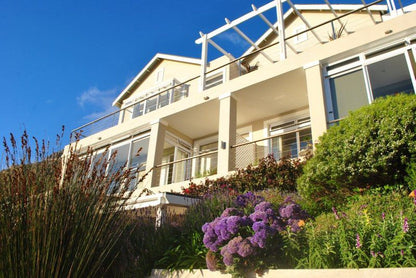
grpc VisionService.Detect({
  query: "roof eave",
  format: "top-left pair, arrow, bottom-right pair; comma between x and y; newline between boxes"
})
112,53 -> 201,107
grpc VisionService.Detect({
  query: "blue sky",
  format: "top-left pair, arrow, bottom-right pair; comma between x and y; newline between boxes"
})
0,0 -> 276,147
0,0 -> 410,148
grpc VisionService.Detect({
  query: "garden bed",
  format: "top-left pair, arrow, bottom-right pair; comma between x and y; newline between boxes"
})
150,268 -> 415,278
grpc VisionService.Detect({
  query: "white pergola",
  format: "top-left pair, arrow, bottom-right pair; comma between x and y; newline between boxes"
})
195,0 -> 399,91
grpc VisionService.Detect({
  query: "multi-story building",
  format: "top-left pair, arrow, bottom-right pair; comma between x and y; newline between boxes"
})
68,0 -> 416,209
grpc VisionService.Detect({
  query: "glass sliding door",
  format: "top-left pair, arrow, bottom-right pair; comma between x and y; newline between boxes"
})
173,148 -> 190,183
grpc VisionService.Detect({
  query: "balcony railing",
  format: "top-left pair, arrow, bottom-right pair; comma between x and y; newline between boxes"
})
152,150 -> 218,187
71,0 -> 388,142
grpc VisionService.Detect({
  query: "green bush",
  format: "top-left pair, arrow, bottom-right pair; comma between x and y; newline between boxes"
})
156,192 -> 235,271
297,192 -> 416,268
298,94 -> 416,211
183,154 -> 308,197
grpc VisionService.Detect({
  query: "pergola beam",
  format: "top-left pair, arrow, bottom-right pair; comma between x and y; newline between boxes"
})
199,32 -> 235,61
324,0 -> 352,34
225,18 -> 275,64
253,6 -> 299,55
195,1 -> 285,44
361,0 -> 377,24
286,0 -> 325,44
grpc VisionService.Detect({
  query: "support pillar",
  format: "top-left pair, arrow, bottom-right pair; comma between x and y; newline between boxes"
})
275,0 -> 287,61
217,92 -> 236,175
304,61 -> 327,146
199,34 -> 208,92
145,119 -> 166,188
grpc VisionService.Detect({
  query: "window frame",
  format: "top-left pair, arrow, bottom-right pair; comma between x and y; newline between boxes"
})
325,40 -> 416,122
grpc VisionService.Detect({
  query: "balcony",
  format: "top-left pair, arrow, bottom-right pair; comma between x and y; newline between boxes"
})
71,0 -> 400,143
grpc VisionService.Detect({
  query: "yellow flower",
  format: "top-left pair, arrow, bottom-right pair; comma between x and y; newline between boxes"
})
409,190 -> 416,198
298,220 -> 305,227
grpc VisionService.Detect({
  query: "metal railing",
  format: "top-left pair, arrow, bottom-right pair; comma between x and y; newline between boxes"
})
231,127 -> 312,168
153,149 -> 218,187
71,0 -> 385,142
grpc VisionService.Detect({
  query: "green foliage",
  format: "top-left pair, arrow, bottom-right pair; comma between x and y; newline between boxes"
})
0,131 -> 135,278
108,211 -> 181,278
298,94 -> 416,211
156,192 -> 235,271
183,154 -> 308,196
298,192 -> 416,268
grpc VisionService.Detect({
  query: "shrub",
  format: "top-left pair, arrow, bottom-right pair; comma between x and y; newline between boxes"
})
109,209 -> 181,277
298,192 -> 416,268
200,192 -> 309,276
0,131 -> 136,277
183,154 -> 307,197
298,94 -> 416,211
156,191 -> 236,271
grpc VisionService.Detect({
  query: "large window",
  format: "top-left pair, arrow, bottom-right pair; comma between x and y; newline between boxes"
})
269,118 -> 312,160
99,134 -> 150,191
159,133 -> 192,186
126,79 -> 189,120
329,69 -> 369,119
197,141 -> 218,177
326,43 -> 416,121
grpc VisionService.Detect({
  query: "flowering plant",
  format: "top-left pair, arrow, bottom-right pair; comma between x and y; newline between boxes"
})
201,192 -> 308,276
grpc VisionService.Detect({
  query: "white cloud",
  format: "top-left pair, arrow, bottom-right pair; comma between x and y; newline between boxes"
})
218,32 -> 250,47
77,87 -> 117,108
76,87 -> 119,121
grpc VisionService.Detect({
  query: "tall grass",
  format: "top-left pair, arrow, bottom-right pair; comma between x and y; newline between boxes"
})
0,130 -> 136,278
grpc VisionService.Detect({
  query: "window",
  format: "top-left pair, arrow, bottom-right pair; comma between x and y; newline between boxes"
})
205,71 -> 224,89
159,133 -> 192,185
367,54 -> 414,99
155,68 -> 164,83
329,69 -> 369,119
96,134 -> 150,192
326,43 -> 416,121
269,118 -> 311,160
129,80 -> 190,119
198,141 -> 218,177
293,25 -> 307,44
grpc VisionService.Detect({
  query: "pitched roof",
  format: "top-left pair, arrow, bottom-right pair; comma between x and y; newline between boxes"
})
113,53 -> 201,107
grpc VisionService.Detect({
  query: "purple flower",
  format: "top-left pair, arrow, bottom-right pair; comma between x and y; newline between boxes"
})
401,249 -> 405,257
226,216 -> 242,234
220,246 -> 234,266
237,238 -> 254,257
370,250 -> 376,257
279,203 -> 295,218
250,229 -> 267,248
332,207 -> 340,220
249,210 -> 268,222
356,233 -> 362,249
382,212 -> 385,220
226,236 -> 243,254
403,217 -> 409,233
235,191 -> 264,208
221,207 -> 243,217
255,201 -> 273,212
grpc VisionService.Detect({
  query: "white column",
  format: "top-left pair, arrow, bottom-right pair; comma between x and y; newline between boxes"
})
275,0 -> 287,61
217,92 -> 236,175
145,119 -> 166,188
304,61 -> 327,146
199,34 -> 208,92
